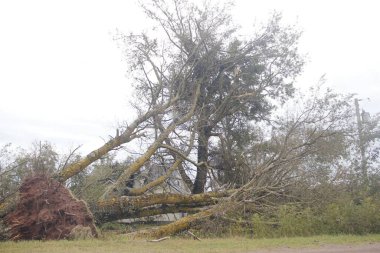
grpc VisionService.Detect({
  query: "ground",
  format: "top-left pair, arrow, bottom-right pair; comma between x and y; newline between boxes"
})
1,234 -> 380,253
254,243 -> 380,253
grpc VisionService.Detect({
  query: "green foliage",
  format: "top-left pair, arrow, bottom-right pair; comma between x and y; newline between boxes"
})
321,197 -> 380,234
249,198 -> 380,238
100,222 -> 128,233
0,142 -> 59,204
277,205 -> 317,237
249,206 -> 317,238
251,213 -> 275,238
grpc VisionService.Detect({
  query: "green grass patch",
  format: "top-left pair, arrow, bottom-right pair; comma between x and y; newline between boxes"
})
1,234 -> 380,253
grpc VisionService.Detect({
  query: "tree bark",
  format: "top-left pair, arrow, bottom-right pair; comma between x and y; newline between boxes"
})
97,191 -> 229,212
193,125 -> 211,194
96,205 -> 205,223
135,208 -> 214,238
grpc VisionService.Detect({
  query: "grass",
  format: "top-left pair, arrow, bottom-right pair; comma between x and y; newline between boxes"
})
1,234 -> 380,253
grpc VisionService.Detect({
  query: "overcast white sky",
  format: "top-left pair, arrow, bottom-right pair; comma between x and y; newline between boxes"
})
0,0 -> 379,154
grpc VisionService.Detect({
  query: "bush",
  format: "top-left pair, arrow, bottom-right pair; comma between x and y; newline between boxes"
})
321,197 -> 380,234
249,197 -> 380,238
251,213 -> 275,238
100,222 -> 126,232
277,205 -> 318,237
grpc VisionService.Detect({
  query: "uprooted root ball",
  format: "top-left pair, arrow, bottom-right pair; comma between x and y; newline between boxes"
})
5,174 -> 98,240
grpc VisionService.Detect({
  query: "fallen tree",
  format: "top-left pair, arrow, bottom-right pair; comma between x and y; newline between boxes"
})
1,0 -> 357,240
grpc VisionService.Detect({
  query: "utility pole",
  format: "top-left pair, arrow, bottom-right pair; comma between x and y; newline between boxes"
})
354,98 -> 368,185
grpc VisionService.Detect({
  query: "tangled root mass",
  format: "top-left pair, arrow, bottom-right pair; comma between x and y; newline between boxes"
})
5,174 -> 98,240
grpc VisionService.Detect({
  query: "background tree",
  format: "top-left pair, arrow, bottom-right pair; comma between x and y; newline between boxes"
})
120,0 -> 304,194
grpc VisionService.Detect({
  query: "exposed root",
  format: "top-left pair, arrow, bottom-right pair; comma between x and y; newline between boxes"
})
5,174 -> 98,240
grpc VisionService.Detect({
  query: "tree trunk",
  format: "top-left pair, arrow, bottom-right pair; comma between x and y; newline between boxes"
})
193,125 -> 211,194
97,191 -> 229,213
96,205 -> 205,223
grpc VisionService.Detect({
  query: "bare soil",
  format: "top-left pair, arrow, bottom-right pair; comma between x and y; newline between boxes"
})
5,174 -> 98,240
254,243 -> 380,253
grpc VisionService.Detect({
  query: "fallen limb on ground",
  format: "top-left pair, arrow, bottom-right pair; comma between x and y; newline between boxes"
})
147,236 -> 170,242
187,231 -> 201,241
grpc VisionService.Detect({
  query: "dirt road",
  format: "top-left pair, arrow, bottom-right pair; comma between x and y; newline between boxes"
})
254,243 -> 380,253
